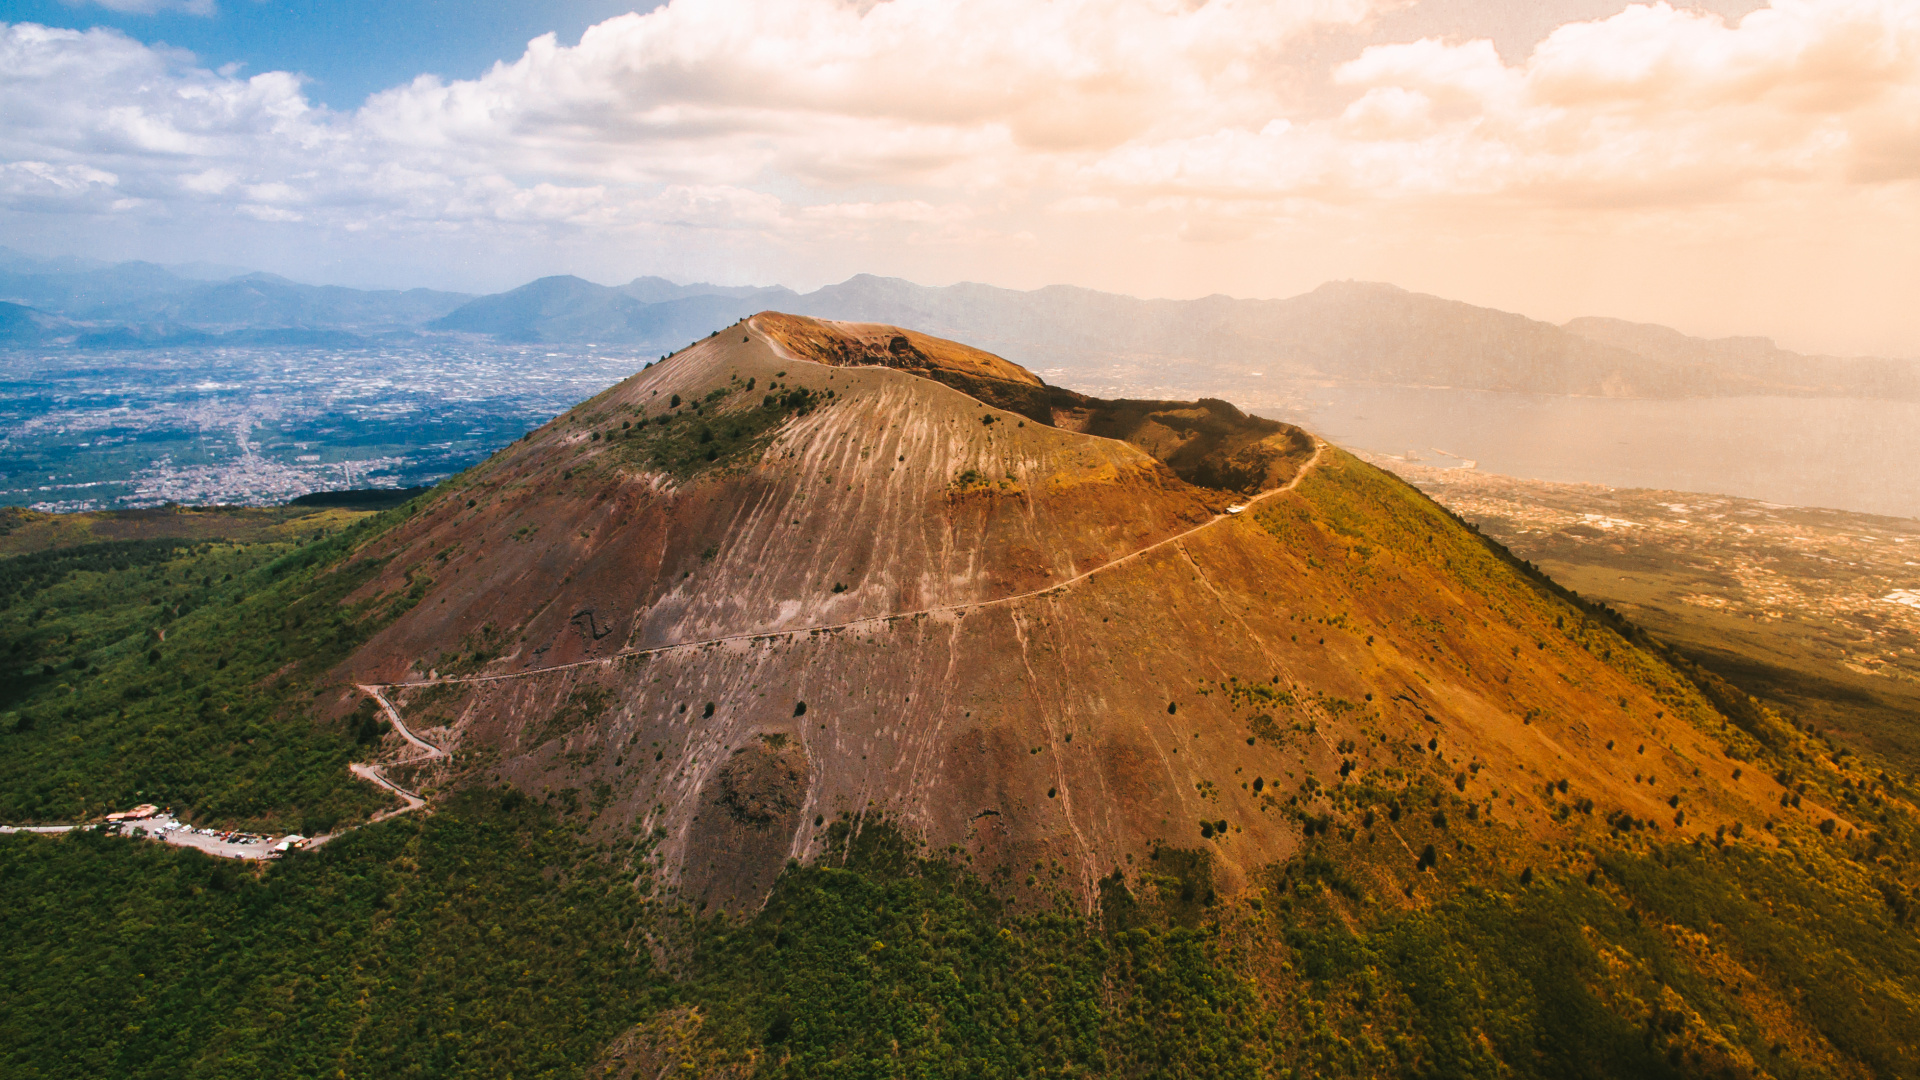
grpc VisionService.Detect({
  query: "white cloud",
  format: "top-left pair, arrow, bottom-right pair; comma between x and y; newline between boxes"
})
9,2 -> 1911,219
1,24 -> 327,173
0,159 -> 117,195
180,167 -> 236,194
237,202 -> 300,221
0,2 -> 1386,232
352,0 -> 1378,183
1317,0 -> 1920,199
2,1 -> 1919,351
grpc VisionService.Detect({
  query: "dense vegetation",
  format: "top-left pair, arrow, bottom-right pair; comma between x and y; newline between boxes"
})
0,511 -> 414,828
0,503 -> 373,557
0,789 -> 660,1079
9,803 -> 1915,1078
0,537 -> 200,610
652,814 -> 1916,1079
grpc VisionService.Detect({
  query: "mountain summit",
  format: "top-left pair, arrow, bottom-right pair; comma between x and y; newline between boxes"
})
335,314 -> 1816,915
5,313 -> 1915,1078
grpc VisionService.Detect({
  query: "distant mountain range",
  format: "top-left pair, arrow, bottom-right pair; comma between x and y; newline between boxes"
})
2,246 -> 1913,401
427,274 -> 796,346
0,250 -> 471,338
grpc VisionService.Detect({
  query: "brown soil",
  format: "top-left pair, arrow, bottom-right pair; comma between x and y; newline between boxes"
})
336,314 -> 1820,914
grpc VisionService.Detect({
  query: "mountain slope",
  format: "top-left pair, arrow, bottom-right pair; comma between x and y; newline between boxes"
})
14,252 -> 1913,402
0,259 -> 472,336
329,314 -> 1832,918
1566,315 -> 1920,399
0,260 -> 191,315
0,300 -> 73,344
5,313 -> 1918,1078
429,275 -> 640,340
790,276 -> 1917,398
619,275 -> 795,305
1264,281 -> 1707,394
431,274 -> 793,345
101,273 -> 471,331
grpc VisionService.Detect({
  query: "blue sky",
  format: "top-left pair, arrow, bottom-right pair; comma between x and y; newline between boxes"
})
0,0 -> 656,107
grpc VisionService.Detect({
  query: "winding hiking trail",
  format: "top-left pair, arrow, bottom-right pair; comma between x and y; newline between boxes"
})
349,311 -> 1325,822
3,432 -> 1320,845
348,683 -> 446,822
2,688 -> 447,858
376,436 -> 1323,694
368,320 -> 1325,697
347,438 -> 1324,819
2,441 -> 1320,854
4,315 -> 1320,856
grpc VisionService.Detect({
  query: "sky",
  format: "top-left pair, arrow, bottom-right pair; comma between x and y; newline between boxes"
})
2,0 -> 1917,356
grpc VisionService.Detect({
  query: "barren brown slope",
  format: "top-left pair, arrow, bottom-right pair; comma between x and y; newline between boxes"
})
339,319 -> 1270,682
333,316 -> 1823,915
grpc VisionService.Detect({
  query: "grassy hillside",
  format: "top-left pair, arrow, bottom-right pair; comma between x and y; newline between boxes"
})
0,503 -> 373,556
663,818 -> 1920,1079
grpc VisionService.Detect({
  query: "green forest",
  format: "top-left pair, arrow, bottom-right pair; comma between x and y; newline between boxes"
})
7,793 -> 1919,1078
0,514 -> 401,828
3,505 -> 1919,1078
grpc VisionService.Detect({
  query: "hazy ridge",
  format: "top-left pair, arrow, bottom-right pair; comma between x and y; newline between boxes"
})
3,248 -> 1914,402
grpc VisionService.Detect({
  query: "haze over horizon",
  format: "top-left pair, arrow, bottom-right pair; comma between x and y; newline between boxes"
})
5,0 -> 1919,358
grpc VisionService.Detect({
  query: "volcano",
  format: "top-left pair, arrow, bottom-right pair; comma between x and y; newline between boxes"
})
335,314 -> 1830,914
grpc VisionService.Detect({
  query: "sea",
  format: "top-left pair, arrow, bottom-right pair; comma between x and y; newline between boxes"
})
1284,388 -> 1920,522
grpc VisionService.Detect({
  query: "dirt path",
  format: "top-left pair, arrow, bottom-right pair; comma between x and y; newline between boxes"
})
347,327 -> 1324,816
375,437 -> 1324,694
2,687 -> 448,858
7,394 -> 1319,851
343,683 -> 447,823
